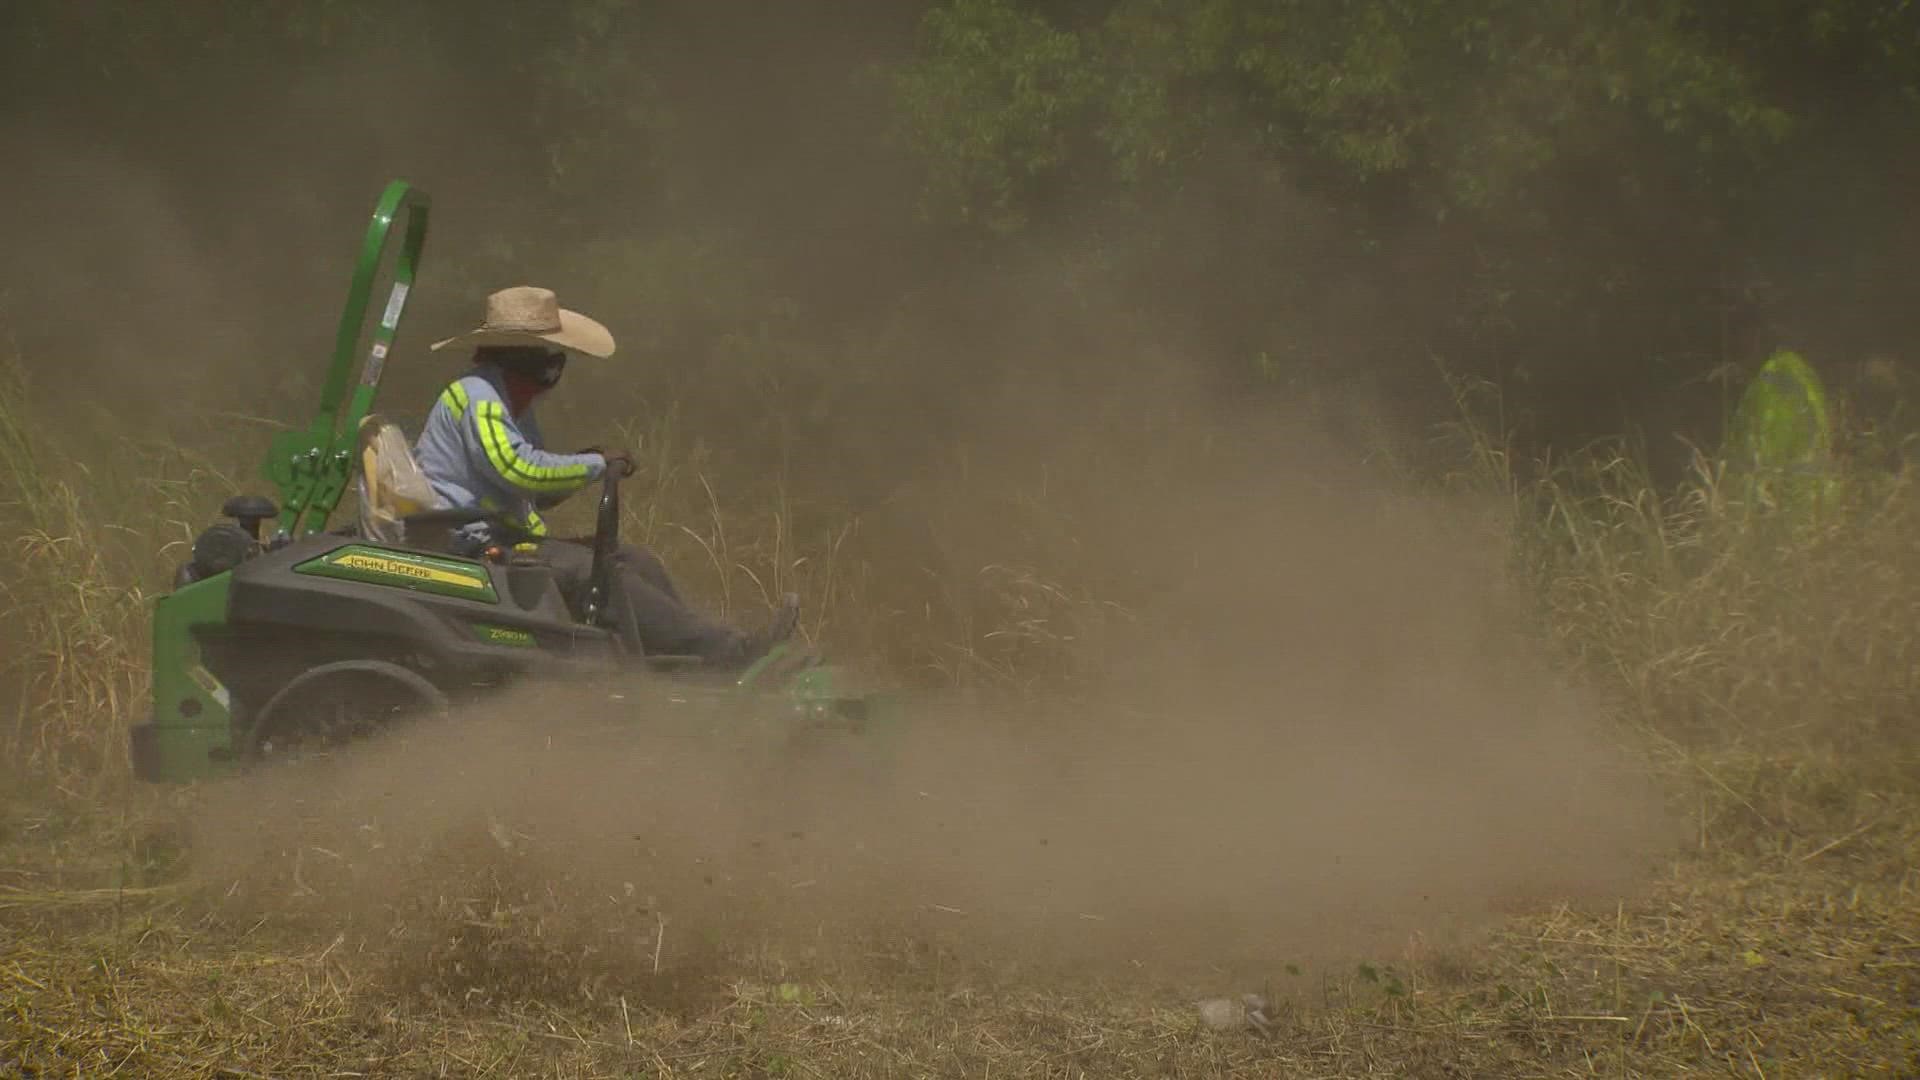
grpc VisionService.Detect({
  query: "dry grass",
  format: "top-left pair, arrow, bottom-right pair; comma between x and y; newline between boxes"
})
6,353 -> 1920,1076
1437,372 -> 1920,751
0,358 -> 244,790
4,762 -> 1916,1077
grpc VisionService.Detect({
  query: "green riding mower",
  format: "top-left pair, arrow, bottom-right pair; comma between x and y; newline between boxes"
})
129,180 -> 873,784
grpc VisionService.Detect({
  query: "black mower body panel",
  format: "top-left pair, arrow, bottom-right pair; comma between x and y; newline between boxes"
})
231,533 -> 621,674
134,533 -> 626,782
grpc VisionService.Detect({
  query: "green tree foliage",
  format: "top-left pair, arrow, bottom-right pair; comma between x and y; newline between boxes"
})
894,0 -> 1920,456
895,0 -> 1920,225
4,0 -> 1916,463
894,1 -> 1099,230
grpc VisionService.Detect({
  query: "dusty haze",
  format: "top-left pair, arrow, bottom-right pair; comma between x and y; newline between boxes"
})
4,3 -> 1679,1007
181,426 -> 1676,1003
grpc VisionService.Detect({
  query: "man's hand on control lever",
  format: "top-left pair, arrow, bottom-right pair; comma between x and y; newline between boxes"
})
579,445 -> 637,478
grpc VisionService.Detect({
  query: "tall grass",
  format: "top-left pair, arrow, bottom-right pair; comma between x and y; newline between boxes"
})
1441,373 -> 1920,756
6,336 -> 1918,793
0,356 -> 239,788
583,407 -> 1136,691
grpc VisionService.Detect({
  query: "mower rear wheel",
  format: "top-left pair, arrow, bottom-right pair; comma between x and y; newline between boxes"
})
245,660 -> 447,764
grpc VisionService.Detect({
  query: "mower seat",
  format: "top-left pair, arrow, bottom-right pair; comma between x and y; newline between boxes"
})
355,415 -> 440,548
355,417 -> 540,561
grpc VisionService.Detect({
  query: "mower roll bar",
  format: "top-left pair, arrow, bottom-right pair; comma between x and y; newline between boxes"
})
266,180 -> 431,540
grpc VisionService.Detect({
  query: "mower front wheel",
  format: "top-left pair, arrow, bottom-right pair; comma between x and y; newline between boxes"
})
244,659 -> 447,764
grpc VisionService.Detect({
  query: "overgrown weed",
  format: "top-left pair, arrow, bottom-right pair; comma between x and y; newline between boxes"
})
1448,375 -> 1918,732
0,355 -> 239,788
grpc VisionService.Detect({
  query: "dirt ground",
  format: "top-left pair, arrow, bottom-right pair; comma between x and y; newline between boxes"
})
4,682 -> 1917,1078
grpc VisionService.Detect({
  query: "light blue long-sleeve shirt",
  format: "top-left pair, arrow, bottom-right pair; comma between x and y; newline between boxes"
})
411,362 -> 606,548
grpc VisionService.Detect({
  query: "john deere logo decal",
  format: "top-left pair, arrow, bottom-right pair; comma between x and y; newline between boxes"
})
296,545 -> 499,603
334,552 -> 477,588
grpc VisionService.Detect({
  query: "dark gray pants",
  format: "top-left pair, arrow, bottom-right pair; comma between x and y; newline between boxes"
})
537,540 -> 743,663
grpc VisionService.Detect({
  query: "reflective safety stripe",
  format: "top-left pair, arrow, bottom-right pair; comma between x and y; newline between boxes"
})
439,380 -> 472,421
473,399 -> 592,493
476,496 -> 547,542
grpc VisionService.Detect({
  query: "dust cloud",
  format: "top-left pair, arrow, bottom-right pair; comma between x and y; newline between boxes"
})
180,410 -> 1677,1003
6,2 -> 1679,1004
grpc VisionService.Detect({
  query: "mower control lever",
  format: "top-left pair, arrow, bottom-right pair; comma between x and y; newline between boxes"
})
580,467 -> 622,630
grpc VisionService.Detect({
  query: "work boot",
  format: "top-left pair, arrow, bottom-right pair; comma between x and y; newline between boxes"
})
734,592 -> 801,668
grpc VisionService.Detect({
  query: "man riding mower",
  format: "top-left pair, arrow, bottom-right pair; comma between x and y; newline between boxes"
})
412,284 -> 800,671
130,180 -> 856,784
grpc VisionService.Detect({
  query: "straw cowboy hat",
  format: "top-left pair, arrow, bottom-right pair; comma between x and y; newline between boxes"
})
430,285 -> 616,359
